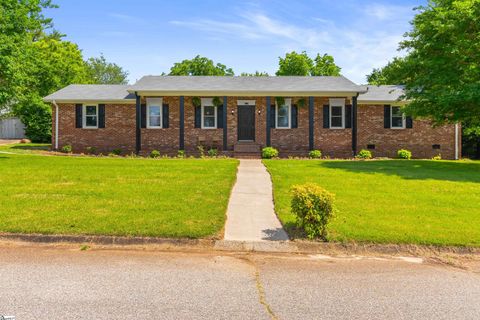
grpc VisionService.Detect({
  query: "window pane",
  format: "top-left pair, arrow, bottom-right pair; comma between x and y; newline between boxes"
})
391,106 -> 402,117
204,106 -> 215,116
331,106 -> 342,116
204,116 -> 215,127
278,115 -> 289,127
86,106 -> 97,116
278,105 -> 288,117
392,117 -> 403,128
149,106 -> 160,116
331,116 -> 342,127
86,115 -> 97,127
149,115 -> 161,127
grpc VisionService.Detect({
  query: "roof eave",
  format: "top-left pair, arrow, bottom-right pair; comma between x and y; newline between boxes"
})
43,98 -> 135,104
128,89 -> 366,97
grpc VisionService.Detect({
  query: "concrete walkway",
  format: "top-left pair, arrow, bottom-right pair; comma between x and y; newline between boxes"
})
224,159 -> 289,241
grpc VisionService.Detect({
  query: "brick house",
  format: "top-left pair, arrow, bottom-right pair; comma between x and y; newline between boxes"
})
44,76 -> 461,159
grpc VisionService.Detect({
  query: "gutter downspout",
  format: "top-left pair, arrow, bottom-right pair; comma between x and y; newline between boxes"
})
52,100 -> 59,150
455,123 -> 459,160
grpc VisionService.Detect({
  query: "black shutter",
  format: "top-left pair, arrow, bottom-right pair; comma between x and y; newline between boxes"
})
217,105 -> 223,128
75,104 -> 82,128
270,105 -> 276,128
384,105 -> 391,128
98,104 -> 105,128
291,104 -> 298,128
406,116 -> 413,128
323,105 -> 330,128
345,105 -> 352,128
194,106 -> 201,128
162,104 -> 169,128
141,104 -> 146,128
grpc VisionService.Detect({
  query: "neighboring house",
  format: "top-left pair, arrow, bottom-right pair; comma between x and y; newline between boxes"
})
43,76 -> 460,159
0,116 -> 26,139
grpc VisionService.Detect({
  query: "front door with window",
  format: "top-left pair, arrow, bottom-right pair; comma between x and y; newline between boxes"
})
237,105 -> 255,141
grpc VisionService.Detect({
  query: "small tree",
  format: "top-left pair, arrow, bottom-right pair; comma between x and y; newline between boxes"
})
291,183 -> 336,240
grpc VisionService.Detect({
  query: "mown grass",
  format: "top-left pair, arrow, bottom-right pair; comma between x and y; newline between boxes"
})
0,150 -> 238,238
264,159 -> 480,246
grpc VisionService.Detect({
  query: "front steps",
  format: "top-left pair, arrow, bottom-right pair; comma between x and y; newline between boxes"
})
234,141 -> 262,158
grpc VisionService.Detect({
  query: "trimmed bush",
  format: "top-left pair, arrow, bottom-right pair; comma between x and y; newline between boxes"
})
61,144 -> 72,153
86,146 -> 97,155
207,148 -> 218,157
397,149 -> 412,159
356,149 -> 372,159
262,147 -> 279,159
111,148 -> 122,156
309,150 -> 322,159
291,183 -> 336,240
150,150 -> 160,158
177,150 -> 186,158
432,154 -> 442,160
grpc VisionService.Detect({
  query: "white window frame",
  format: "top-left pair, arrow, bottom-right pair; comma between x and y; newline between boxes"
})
146,98 -> 163,129
390,105 -> 406,129
201,98 -> 217,129
83,104 -> 98,129
275,98 -> 291,129
329,98 -> 345,129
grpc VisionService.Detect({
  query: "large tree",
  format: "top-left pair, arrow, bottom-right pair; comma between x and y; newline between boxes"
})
398,0 -> 480,124
85,54 -> 129,84
276,51 -> 341,76
169,55 -> 234,76
366,57 -> 410,85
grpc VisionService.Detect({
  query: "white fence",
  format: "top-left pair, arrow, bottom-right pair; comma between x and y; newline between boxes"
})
0,117 -> 25,139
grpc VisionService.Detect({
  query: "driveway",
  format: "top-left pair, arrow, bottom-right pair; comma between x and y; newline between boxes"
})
0,139 -> 20,145
1,245 -> 479,320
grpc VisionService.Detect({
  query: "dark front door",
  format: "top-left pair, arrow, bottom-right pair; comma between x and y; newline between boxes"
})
237,105 -> 255,141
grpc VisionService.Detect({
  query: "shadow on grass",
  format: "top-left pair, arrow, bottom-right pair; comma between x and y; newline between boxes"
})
321,160 -> 480,184
10,145 -> 50,151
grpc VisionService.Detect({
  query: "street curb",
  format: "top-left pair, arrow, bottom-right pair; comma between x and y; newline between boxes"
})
0,233 -> 478,256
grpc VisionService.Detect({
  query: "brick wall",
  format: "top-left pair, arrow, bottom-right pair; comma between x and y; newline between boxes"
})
52,97 -> 459,159
357,104 -> 458,159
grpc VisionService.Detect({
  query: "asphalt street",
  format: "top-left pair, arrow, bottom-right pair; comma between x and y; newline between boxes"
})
0,245 -> 479,319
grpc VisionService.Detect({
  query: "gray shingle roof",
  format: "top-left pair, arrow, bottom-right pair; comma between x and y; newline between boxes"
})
358,85 -> 405,103
129,76 -> 366,95
43,84 -> 135,102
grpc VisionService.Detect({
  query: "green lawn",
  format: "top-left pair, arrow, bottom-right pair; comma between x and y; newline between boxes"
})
264,159 -> 480,247
0,150 -> 238,238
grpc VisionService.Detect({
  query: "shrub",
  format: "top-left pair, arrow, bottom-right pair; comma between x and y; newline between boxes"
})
177,150 -> 185,158
356,149 -> 372,159
290,183 -> 336,240
86,146 -> 97,155
197,145 -> 205,157
432,154 -> 442,160
397,149 -> 412,159
14,95 -> 52,142
61,144 -> 72,153
207,148 -> 218,157
150,150 -> 160,158
309,150 -> 322,159
262,147 -> 279,159
111,148 -> 122,156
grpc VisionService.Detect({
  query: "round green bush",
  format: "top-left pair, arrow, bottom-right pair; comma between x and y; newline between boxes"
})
397,149 -> 412,159
291,183 -> 336,240
207,148 -> 218,157
262,147 -> 279,159
356,149 -> 372,159
308,150 -> 322,159
61,144 -> 72,153
150,150 -> 160,158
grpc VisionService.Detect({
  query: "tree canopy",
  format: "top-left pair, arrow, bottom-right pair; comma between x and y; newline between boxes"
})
366,57 -> 409,85
85,54 -> 129,85
169,55 -> 234,76
276,51 -> 341,76
240,71 -> 269,76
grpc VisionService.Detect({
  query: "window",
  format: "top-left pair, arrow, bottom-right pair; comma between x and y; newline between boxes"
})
83,105 -> 98,128
146,98 -> 162,128
329,98 -> 345,129
201,98 -> 217,129
276,98 -> 291,129
391,106 -> 405,129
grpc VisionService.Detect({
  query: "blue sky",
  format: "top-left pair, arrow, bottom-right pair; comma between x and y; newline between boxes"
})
46,0 -> 423,84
